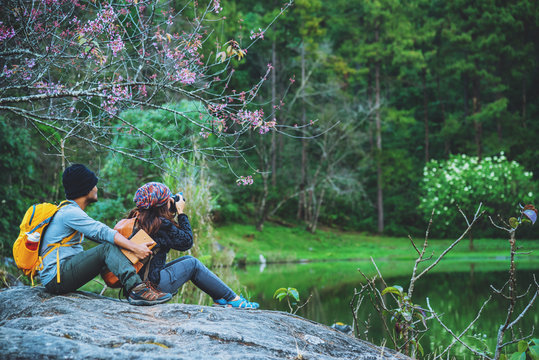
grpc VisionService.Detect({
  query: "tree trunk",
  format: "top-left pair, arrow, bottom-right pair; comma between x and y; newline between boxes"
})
308,188 -> 325,233
436,76 -> 449,155
367,67 -> 374,152
375,28 -> 384,234
522,78 -> 527,128
496,94 -> 503,143
472,78 -> 482,161
256,172 -> 269,231
271,40 -> 278,187
297,41 -> 307,221
422,69 -> 429,163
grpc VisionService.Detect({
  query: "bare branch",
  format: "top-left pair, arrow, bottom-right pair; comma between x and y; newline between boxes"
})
428,297 -> 493,360
505,287 -> 538,331
499,327 -> 535,349
413,204 -> 483,283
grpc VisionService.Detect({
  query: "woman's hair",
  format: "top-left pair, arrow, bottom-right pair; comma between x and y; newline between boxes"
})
127,204 -> 178,236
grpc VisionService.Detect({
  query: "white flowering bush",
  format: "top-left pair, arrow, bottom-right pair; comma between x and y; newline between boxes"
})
419,153 -> 537,236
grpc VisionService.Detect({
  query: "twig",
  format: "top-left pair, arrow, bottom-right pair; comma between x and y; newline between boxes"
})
505,287 -> 538,331
292,294 -> 313,315
499,328 -> 535,349
428,297 -> 492,360
370,257 -> 389,290
516,284 -> 532,299
488,216 -> 513,233
408,209 -> 434,297
358,269 -> 397,349
413,204 -> 483,284
408,235 -> 421,256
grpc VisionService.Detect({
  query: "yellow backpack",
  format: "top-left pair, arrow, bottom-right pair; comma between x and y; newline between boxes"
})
13,201 -> 80,285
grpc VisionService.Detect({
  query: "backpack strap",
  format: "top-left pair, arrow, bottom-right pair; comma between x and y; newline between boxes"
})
132,218 -> 160,282
37,201 -> 83,284
39,230 -> 82,284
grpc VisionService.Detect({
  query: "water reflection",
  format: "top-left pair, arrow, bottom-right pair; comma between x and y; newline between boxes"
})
236,258 -> 538,356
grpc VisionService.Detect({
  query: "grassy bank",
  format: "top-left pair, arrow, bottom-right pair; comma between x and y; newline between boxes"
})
214,222 -> 539,264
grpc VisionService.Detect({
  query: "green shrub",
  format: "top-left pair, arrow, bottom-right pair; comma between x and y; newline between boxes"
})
0,119 -> 43,256
419,153 -> 537,237
86,198 -> 128,227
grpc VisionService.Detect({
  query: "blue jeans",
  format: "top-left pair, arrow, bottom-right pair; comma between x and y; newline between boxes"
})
156,255 -> 236,301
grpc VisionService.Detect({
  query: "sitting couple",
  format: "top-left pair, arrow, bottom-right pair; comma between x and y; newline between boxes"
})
40,163 -> 258,309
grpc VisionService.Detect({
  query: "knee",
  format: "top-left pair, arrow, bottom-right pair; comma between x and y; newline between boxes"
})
101,242 -> 117,254
184,256 -> 204,271
102,242 -> 115,250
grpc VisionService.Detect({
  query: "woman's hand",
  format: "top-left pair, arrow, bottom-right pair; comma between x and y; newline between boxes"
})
171,196 -> 185,214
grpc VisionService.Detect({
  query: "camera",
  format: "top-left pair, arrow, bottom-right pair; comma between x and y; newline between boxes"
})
170,192 -> 184,213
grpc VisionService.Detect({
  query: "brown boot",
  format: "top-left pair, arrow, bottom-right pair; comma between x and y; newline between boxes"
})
128,282 -> 172,306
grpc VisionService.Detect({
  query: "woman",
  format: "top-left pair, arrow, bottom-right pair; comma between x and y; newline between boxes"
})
128,182 -> 259,309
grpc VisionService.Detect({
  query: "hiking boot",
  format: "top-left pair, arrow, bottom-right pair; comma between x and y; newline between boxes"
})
128,282 -> 172,306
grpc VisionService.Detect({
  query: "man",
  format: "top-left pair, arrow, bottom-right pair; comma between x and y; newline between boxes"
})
40,163 -> 171,305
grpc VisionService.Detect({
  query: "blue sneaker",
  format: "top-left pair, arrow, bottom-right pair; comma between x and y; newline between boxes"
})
213,298 -> 228,307
214,295 -> 259,309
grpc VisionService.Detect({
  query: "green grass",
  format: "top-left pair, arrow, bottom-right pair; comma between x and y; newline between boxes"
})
214,222 -> 539,264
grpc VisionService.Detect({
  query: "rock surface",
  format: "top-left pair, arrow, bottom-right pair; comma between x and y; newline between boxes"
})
0,286 -> 408,359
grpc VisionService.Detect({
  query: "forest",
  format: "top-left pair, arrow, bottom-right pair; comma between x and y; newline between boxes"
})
1,0 -> 538,258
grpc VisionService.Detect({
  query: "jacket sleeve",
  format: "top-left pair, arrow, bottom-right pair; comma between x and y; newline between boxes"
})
157,214 -> 193,251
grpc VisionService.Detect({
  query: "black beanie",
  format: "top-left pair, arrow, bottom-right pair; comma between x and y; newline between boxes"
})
62,164 -> 98,200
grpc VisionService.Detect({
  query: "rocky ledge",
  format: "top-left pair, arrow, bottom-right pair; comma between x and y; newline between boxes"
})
0,286 -> 407,359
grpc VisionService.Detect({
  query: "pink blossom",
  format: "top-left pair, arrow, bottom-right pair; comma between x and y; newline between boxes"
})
34,81 -> 65,95
250,28 -> 265,40
199,131 -> 210,139
140,84 -> 147,97
236,175 -> 254,186
259,120 -> 276,134
2,65 -> 14,78
108,35 -> 125,56
237,109 -> 264,127
0,23 -> 15,42
81,5 -> 117,35
176,68 -> 196,85
212,0 -> 223,13
208,103 -> 227,113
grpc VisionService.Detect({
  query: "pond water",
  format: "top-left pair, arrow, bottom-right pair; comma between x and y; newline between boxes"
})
233,257 -> 538,357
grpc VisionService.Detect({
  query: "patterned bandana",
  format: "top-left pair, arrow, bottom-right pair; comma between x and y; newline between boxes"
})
133,182 -> 172,209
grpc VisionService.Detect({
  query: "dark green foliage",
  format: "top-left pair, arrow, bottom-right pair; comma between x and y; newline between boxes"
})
0,119 -> 47,256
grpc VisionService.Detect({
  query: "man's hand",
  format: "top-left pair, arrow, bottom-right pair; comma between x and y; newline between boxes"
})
114,232 -> 151,259
130,242 -> 153,260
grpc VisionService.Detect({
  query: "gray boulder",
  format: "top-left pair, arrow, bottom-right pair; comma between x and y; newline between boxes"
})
0,286 -> 408,359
